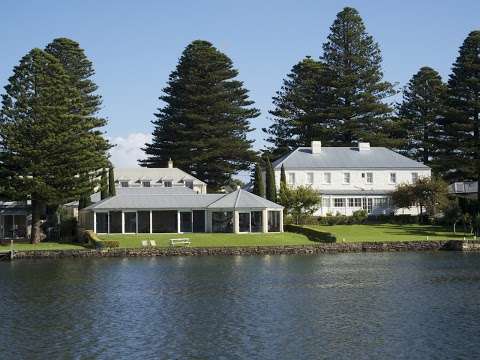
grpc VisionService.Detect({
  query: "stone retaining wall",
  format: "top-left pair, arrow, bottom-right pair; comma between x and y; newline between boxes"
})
4,240 -> 472,261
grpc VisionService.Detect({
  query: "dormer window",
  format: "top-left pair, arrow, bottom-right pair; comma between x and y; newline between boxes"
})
142,181 -> 151,188
164,180 -> 172,187
120,181 -> 129,188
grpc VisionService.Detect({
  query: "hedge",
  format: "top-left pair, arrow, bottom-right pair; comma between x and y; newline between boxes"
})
83,230 -> 120,249
285,224 -> 336,243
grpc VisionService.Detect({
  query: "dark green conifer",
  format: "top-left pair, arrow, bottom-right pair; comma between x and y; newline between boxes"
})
252,163 -> 265,198
265,157 -> 277,202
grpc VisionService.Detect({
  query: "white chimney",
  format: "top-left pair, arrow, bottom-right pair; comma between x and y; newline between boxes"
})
311,141 -> 322,154
358,142 -> 371,151
168,158 -> 173,168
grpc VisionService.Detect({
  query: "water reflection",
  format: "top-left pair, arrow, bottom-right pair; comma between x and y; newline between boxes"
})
1,253 -> 480,359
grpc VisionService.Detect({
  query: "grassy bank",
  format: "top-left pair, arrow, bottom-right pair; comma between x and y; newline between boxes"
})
98,232 -> 312,248
0,242 -> 86,252
304,224 -> 469,242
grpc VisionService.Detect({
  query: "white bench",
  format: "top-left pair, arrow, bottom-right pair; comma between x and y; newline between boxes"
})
170,238 -> 191,247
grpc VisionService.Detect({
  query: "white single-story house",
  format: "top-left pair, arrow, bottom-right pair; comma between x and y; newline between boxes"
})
78,187 -> 283,234
0,201 -> 30,241
272,141 -> 431,216
449,181 -> 478,200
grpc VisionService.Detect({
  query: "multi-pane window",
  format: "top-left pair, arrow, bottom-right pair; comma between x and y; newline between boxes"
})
390,173 -> 397,184
367,172 -> 374,183
142,181 -> 151,187
323,172 -> 332,184
348,198 -> 362,207
306,172 -> 314,185
412,172 -> 418,183
334,198 -> 345,207
343,172 -> 351,184
374,198 -> 388,208
164,181 -> 172,187
288,173 -> 296,185
120,181 -> 129,188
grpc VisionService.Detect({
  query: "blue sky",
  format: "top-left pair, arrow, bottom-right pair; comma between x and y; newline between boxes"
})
1,0 -> 479,172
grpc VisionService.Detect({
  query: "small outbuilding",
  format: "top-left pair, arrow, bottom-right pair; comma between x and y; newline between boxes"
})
78,188 -> 283,234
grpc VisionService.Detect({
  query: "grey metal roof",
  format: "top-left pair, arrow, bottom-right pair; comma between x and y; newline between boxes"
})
114,168 -> 206,185
64,187 -> 196,207
84,189 -> 283,211
272,147 -> 430,170
449,181 -> 478,194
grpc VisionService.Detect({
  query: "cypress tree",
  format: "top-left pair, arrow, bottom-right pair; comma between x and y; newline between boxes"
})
78,192 -> 92,210
280,164 -> 287,185
265,157 -> 277,202
252,163 -> 265,198
321,7 -> 395,146
100,169 -> 108,200
398,67 -> 447,167
140,40 -> 259,191
264,57 -> 334,157
0,49 -> 109,243
108,166 -> 116,196
443,31 -> 480,205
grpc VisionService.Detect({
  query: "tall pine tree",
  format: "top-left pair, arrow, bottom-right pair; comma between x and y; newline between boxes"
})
264,57 -> 334,158
398,67 -> 447,167
0,49 -> 109,243
321,7 -> 395,146
108,166 -> 116,196
140,40 -> 259,191
442,31 -> 480,205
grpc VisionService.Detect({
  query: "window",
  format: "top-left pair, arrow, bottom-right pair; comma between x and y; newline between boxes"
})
137,211 -> 150,233
334,198 -> 345,207
124,212 -> 137,233
164,180 -> 172,187
120,181 -> 129,188
142,181 -> 151,188
322,198 -> 331,208
343,172 -> 351,184
374,197 -> 388,208
323,172 -> 331,184
251,211 -> 263,232
184,180 -> 194,189
239,212 -> 251,232
95,213 -> 108,233
193,210 -> 206,232
180,212 -> 192,233
288,173 -> 296,185
390,173 -> 397,184
268,211 -> 281,232
212,211 -> 233,233
412,172 -> 418,183
367,172 -> 374,183
306,172 -> 314,185
109,211 -> 122,233
348,198 -> 362,207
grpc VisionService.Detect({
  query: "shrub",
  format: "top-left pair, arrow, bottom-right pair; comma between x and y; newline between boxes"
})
352,210 -> 368,224
285,224 -> 336,243
82,230 -> 119,249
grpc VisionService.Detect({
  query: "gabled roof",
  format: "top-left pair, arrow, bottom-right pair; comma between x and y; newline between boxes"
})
83,189 -> 283,211
272,147 -> 430,170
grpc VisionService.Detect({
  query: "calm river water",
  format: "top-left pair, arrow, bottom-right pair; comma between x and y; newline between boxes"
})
1,252 -> 480,359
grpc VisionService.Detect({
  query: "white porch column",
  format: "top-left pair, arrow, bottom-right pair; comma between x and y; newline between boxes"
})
279,211 -> 284,232
93,212 -> 97,233
136,211 -> 138,233
149,211 -> 153,234
177,211 -> 181,233
121,211 -> 125,234
262,209 -> 268,233
233,210 -> 239,234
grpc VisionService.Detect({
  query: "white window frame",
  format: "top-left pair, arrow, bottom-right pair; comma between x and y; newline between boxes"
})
306,172 -> 314,185
164,180 -> 173,187
142,181 -> 151,188
412,172 -> 418,183
288,173 -> 296,185
366,172 -> 373,184
323,172 -> 332,184
389,173 -> 397,184
343,172 -> 351,184
120,181 -> 129,188
334,198 -> 345,208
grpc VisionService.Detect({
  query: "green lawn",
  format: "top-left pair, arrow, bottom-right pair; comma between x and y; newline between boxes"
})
0,242 -> 86,252
99,232 -> 313,248
305,224 -> 471,243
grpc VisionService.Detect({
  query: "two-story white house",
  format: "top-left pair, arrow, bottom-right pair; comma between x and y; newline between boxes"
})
273,141 -> 431,216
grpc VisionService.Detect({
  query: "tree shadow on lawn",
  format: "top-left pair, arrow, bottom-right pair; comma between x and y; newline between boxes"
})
373,224 -> 465,240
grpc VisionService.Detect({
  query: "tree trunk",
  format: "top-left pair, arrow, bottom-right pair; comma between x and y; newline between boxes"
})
30,199 -> 44,244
